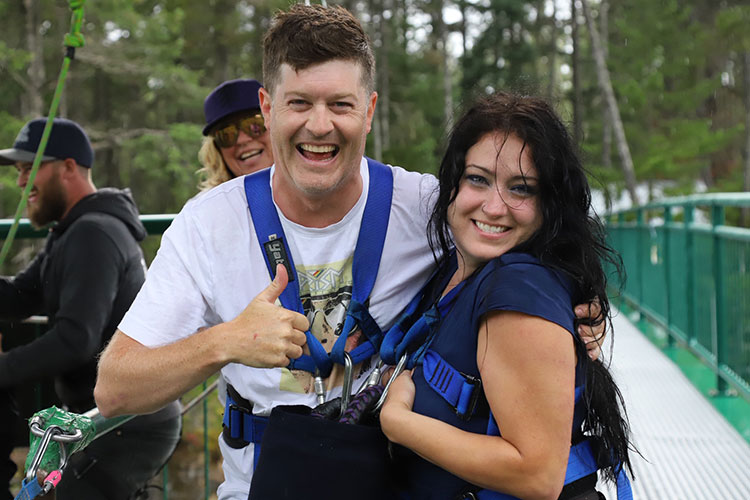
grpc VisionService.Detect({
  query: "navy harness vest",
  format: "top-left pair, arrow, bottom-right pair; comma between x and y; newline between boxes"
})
380,253 -> 633,500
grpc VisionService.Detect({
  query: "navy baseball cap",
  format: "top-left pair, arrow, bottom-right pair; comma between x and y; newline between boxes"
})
0,117 -> 94,168
203,79 -> 263,136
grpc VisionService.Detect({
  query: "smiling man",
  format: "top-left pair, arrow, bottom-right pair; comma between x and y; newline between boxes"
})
95,5 -> 437,498
0,118 -> 181,499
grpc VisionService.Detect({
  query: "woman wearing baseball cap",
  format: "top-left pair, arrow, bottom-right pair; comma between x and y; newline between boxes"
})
197,79 -> 274,191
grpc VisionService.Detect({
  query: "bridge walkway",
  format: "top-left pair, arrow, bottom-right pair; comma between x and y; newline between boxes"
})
600,309 -> 750,499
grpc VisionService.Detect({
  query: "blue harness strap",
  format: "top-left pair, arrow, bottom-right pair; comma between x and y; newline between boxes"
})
420,349 -> 482,420
561,441 -> 633,500
222,390 -> 269,467
330,158 -> 393,368
14,479 -> 43,500
380,256 -> 461,370
243,158 -> 393,377
243,167 -> 327,375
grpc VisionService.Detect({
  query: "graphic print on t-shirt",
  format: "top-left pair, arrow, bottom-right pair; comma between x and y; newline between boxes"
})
278,255 -> 372,393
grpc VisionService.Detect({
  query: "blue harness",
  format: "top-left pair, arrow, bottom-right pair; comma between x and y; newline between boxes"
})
222,158 -> 393,462
380,258 -> 633,500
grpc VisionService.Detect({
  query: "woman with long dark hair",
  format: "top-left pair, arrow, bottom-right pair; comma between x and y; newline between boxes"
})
380,91 -> 632,499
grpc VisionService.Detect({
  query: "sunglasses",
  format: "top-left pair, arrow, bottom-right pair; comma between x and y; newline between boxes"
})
213,113 -> 266,148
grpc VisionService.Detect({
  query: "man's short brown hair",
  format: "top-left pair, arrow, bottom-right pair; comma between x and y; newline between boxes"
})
262,4 -> 375,95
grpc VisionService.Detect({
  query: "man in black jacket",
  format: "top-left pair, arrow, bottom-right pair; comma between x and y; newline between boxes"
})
0,118 -> 181,500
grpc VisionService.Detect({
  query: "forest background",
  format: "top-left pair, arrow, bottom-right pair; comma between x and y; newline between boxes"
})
3,1 -> 750,496
2,0 -> 750,234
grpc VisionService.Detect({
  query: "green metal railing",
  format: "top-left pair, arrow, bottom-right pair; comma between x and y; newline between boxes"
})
0,214 -> 175,239
0,215 -> 216,500
606,193 -> 750,401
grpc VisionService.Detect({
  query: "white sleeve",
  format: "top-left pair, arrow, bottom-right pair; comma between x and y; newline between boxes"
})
118,204 -> 215,347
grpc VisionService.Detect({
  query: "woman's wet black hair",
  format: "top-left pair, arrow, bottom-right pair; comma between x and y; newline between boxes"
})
428,90 -> 632,482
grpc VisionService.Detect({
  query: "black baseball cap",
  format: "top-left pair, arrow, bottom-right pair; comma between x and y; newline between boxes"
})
0,117 -> 94,168
203,79 -> 263,136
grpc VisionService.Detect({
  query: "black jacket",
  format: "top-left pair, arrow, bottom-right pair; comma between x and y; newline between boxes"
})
0,188 -> 148,412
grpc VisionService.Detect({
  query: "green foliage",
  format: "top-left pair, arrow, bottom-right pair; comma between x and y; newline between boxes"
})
377,37 -> 449,172
0,112 -> 28,216
116,123 -> 202,215
461,0 -> 540,93
0,41 -> 33,73
580,0 -> 745,196
0,0 -> 748,225
716,6 -> 750,53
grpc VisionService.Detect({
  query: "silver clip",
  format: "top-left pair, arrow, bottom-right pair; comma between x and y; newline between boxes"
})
25,414 -> 82,483
356,359 -> 384,394
339,352 -> 354,417
314,369 -> 326,406
373,353 -> 408,411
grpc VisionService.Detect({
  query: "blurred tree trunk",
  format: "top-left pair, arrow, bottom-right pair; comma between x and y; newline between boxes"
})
212,0 -> 234,83
600,0 -> 612,173
379,0 -> 392,152
456,0 -> 469,95
744,51 -> 750,192
742,51 -> 750,225
443,42 -> 453,130
571,0 -> 582,147
368,0 -> 384,160
532,0 -> 555,98
23,0 -> 44,117
546,1 -> 557,100
457,0 -> 468,58
429,0 -> 454,129
694,1 -> 725,188
581,0 -> 639,206
57,4 -> 71,118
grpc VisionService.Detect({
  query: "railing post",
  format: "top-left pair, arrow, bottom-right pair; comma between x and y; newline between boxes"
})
711,204 -> 728,394
664,206 -> 674,348
611,212 -> 625,306
618,213 -> 625,270
636,208 -> 645,323
684,204 -> 695,346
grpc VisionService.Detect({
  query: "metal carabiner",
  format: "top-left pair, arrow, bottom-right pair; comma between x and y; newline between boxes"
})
30,416 -> 84,443
25,415 -> 84,482
373,353 -> 408,412
356,358 -> 384,395
25,425 -> 63,483
339,352 -> 354,417
314,369 -> 326,406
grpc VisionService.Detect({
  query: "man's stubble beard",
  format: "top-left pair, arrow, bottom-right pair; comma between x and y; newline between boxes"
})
29,174 -> 67,228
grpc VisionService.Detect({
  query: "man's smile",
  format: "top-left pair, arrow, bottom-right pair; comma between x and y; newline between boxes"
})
297,143 -> 339,161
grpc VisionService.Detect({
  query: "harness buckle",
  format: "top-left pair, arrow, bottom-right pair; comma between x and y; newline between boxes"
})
225,402 -> 253,447
229,403 -> 252,416
455,372 -> 482,421
230,402 -> 251,432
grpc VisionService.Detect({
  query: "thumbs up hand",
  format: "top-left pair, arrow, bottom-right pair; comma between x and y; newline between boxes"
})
221,264 -> 309,368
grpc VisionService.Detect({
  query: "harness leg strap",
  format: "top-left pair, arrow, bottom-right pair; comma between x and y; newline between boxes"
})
221,385 -> 269,468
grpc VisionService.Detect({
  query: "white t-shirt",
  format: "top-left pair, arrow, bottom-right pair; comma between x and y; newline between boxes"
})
120,158 -> 438,499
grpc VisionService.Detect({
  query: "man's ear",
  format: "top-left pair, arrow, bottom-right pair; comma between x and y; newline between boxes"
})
259,87 -> 272,129
365,91 -> 378,134
59,158 -> 86,183
60,158 -> 78,176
